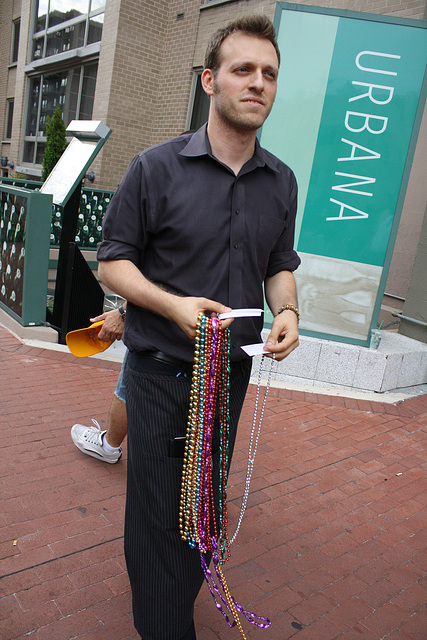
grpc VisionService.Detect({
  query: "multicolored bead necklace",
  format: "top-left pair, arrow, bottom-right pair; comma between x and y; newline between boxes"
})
180,312 -> 272,638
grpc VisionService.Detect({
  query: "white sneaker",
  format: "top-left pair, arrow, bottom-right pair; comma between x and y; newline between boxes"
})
71,419 -> 122,464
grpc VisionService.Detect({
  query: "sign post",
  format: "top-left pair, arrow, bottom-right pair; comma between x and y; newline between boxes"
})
40,120 -> 111,340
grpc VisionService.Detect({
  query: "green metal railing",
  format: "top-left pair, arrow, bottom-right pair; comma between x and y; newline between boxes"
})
0,184 -> 52,325
0,178 -> 114,249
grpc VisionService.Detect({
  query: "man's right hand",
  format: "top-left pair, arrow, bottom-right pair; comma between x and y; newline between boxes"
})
171,296 -> 233,340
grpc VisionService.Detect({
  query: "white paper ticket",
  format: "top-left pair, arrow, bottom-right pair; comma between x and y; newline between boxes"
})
240,343 -> 270,357
218,308 -> 263,320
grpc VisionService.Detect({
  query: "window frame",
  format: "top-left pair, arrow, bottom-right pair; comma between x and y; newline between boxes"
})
5,99 -> 15,141
200,0 -> 236,8
186,70 -> 210,132
30,0 -> 104,62
11,18 -> 20,64
22,60 -> 98,168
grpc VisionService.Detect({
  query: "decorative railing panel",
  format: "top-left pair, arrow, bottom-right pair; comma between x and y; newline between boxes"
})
0,191 -> 26,317
0,185 -> 52,325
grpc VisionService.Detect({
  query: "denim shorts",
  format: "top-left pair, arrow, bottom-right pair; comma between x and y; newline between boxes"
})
114,348 -> 128,403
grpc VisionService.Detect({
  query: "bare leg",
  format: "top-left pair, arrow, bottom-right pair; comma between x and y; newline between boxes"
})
105,395 -> 127,448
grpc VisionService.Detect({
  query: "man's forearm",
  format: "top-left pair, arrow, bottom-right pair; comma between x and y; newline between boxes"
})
97,259 -> 232,340
98,259 -> 180,321
263,270 -> 299,361
264,270 -> 298,316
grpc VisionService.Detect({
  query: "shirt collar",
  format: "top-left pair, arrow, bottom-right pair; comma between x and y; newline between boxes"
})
179,123 -> 211,158
180,123 -> 280,174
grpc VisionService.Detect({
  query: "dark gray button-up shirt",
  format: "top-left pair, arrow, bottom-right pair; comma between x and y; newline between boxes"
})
97,125 -> 300,361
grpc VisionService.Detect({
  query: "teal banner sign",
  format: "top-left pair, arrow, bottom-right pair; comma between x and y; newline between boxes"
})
260,3 -> 427,344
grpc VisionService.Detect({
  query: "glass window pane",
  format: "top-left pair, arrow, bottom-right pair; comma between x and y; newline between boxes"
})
23,141 -> 35,163
87,13 -> 103,45
6,100 -> 14,139
63,68 -> 80,124
35,0 -> 48,32
45,31 -> 61,57
90,0 -> 105,11
39,71 -> 68,135
11,20 -> 20,63
79,63 -> 98,120
26,78 -> 41,136
36,142 -> 46,165
48,0 -> 89,28
190,74 -> 209,131
32,36 -> 45,61
46,22 -> 85,57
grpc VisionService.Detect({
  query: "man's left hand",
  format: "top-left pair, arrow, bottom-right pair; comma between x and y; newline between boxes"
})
263,310 -> 299,361
90,309 -> 124,342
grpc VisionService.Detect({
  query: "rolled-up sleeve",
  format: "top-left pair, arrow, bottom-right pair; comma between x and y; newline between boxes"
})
97,154 -> 148,264
266,171 -> 301,277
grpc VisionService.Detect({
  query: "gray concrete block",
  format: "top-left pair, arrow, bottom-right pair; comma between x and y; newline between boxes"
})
276,336 -> 321,379
397,351 -> 426,388
352,349 -> 388,392
315,341 -> 360,387
381,353 -> 403,392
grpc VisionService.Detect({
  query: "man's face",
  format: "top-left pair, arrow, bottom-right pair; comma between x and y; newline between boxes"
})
205,32 -> 279,132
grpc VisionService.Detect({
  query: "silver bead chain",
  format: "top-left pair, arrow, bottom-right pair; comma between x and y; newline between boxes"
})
230,355 -> 275,545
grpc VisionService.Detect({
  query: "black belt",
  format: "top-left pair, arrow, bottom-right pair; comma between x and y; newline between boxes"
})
147,350 -> 191,367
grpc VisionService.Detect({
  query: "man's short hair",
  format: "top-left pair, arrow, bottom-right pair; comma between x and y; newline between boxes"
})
204,14 -> 280,72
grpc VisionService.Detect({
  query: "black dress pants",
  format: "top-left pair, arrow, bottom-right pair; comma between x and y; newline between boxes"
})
125,352 -> 251,640
140,618 -> 196,640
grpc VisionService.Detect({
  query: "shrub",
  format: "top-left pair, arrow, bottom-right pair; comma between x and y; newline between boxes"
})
41,107 -> 68,181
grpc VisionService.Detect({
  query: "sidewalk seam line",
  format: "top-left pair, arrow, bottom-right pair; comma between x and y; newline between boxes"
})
1,535 -> 124,580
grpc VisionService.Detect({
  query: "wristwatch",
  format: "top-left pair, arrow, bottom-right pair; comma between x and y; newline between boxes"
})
118,304 -> 126,320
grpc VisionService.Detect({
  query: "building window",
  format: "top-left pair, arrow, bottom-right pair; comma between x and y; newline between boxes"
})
11,19 -> 20,64
188,72 -> 209,131
5,100 -> 14,140
23,62 -> 98,166
32,0 -> 104,61
201,0 -> 235,5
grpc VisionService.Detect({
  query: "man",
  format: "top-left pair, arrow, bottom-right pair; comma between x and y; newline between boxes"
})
71,306 -> 128,464
97,15 -> 300,640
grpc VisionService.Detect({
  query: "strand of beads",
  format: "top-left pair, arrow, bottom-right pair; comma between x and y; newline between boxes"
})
218,326 -> 230,562
230,354 -> 275,545
199,316 -> 221,550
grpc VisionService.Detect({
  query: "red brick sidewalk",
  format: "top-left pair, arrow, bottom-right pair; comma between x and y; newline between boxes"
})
1,324 -> 426,640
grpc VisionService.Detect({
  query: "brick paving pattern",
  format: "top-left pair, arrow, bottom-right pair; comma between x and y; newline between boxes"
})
1,324 -> 426,639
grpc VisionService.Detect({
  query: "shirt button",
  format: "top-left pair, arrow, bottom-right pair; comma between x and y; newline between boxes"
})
235,209 -> 240,215
234,243 -> 239,249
